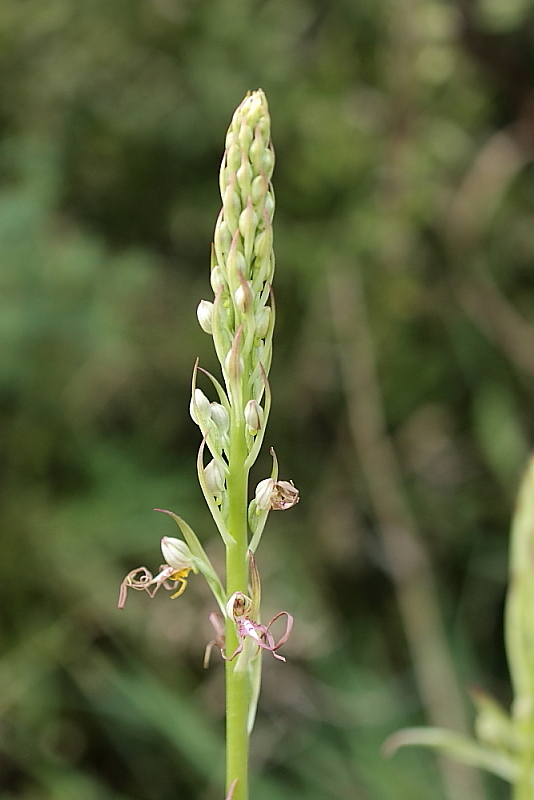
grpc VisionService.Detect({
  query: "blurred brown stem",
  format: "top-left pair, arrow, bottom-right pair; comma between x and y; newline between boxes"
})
328,266 -> 485,800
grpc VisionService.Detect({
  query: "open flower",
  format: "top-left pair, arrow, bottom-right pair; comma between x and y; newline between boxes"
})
118,536 -> 197,609
254,478 -> 299,511
204,591 -> 293,665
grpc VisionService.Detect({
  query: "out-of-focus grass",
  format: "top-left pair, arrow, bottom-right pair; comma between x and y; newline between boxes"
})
1,0 -> 533,798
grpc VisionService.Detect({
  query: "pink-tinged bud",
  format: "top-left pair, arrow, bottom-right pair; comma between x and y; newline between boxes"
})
205,459 -> 225,495
161,536 -> 194,570
255,478 -> 299,511
197,300 -> 214,334
244,399 -> 263,433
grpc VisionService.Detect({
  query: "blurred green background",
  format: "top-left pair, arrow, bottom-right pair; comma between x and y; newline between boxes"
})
1,0 -> 534,798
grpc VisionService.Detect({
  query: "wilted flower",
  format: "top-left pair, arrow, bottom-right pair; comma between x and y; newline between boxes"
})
118,537 -> 197,609
254,478 -> 299,511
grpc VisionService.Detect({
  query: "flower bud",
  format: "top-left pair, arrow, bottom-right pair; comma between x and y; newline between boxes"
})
244,399 -> 263,433
238,123 -> 253,152
251,174 -> 268,207
264,191 -> 275,221
224,347 -> 244,383
236,157 -> 253,197
253,225 -> 272,265
226,235 -> 247,282
239,201 -> 257,260
255,478 -> 300,511
225,142 -> 241,174
161,536 -> 194,570
210,402 -> 229,435
205,459 -> 225,495
222,178 -> 241,233
190,388 -> 211,426
234,281 -> 253,315
214,217 -> 232,266
197,300 -> 214,334
254,307 -> 271,339
210,265 -> 225,293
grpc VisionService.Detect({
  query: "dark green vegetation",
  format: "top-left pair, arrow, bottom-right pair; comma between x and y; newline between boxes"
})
1,1 -> 533,798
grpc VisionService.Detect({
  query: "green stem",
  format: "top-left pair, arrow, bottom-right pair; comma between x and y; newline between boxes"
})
513,708 -> 534,800
225,417 -> 249,800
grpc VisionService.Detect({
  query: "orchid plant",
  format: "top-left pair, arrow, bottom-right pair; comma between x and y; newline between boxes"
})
118,91 -> 298,800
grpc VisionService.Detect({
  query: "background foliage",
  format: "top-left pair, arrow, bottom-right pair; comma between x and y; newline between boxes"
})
1,0 -> 534,798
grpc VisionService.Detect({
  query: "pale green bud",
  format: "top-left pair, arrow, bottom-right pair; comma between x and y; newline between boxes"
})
222,178 -> 241,233
257,114 -> 270,142
250,130 -> 274,179
238,123 -> 253,153
161,536 -> 195,570
197,300 -> 214,334
239,201 -> 257,263
253,225 -> 273,266
261,146 -> 274,177
251,174 -> 268,207
234,281 -> 253,314
264,191 -> 275,221
210,265 -> 225,293
190,388 -> 211,425
254,307 -> 270,339
236,157 -> 253,197
214,217 -> 232,267
209,402 -> 229,435
205,459 -> 225,495
244,399 -> 263,433
224,347 -> 244,383
225,142 -> 241,174
226,235 -> 247,282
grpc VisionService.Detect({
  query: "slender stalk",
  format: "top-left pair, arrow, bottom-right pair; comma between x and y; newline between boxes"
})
118,92 -> 297,800
225,419 -> 250,800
